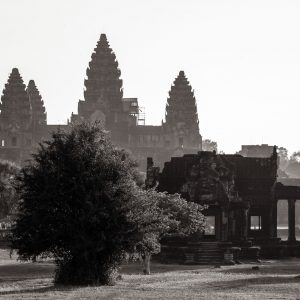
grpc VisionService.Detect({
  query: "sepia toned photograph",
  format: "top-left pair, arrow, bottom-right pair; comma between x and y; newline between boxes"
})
0,0 -> 299,299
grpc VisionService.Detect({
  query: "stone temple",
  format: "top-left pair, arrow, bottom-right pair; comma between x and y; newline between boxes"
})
146,149 -> 300,263
0,34 -> 202,170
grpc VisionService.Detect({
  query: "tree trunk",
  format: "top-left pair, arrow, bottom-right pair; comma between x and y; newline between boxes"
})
142,252 -> 151,275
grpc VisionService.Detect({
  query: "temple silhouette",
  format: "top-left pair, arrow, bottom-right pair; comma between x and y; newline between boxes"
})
0,34 -> 202,169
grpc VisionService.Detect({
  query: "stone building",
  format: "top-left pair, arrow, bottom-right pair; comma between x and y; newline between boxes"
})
146,148 -> 300,263
0,34 -> 202,168
238,144 -> 274,158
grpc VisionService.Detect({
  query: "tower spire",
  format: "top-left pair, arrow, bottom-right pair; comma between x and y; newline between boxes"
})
164,71 -> 202,150
0,68 -> 32,129
80,33 -> 123,123
165,70 -> 199,130
26,80 -> 47,126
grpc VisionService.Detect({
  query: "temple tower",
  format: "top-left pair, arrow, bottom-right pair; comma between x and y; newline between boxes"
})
0,68 -> 32,130
0,68 -> 33,164
164,71 -> 202,152
26,80 -> 47,127
78,33 -> 124,127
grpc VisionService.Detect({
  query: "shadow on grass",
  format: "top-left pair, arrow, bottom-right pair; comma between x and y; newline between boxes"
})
120,262 -> 209,275
0,284 -> 75,296
209,275 -> 300,291
222,260 -> 300,276
0,262 -> 55,280
0,262 -> 83,297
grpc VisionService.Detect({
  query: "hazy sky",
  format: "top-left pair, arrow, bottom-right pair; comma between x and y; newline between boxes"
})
1,0 -> 300,154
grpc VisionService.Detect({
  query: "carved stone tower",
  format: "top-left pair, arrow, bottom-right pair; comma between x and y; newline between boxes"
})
77,33 -> 124,128
26,80 -> 47,128
0,68 -> 33,163
0,68 -> 32,130
164,71 -> 202,153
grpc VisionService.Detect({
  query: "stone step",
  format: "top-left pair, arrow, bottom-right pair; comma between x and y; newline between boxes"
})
193,243 -> 224,264
195,248 -> 222,250
195,245 -> 220,249
195,248 -> 220,250
195,253 -> 223,256
195,259 -> 223,262
194,242 -> 219,245
196,255 -> 222,258
195,248 -> 221,251
195,261 -> 223,265
196,254 -> 222,258
194,245 -> 220,248
195,256 -> 223,260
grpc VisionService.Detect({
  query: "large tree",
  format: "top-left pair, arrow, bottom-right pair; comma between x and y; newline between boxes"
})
11,123 -> 142,285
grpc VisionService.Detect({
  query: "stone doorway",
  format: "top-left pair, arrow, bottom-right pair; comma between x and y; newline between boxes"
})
204,216 -> 216,236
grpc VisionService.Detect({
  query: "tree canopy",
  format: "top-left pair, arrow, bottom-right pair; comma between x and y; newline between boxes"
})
131,188 -> 205,274
202,139 -> 218,153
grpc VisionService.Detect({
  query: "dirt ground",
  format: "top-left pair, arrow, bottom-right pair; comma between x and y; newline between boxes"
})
0,249 -> 299,299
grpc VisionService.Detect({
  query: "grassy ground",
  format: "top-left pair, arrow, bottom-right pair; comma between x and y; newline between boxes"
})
0,250 -> 299,299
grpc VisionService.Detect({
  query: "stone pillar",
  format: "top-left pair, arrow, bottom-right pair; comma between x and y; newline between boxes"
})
273,202 -> 278,238
269,202 -> 277,238
242,208 -> 249,241
288,199 -> 296,243
221,207 -> 228,242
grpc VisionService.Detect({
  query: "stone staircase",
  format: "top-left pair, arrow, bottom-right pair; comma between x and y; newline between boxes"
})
185,242 -> 224,264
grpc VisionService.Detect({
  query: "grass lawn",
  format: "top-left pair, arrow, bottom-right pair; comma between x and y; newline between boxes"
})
0,250 -> 299,299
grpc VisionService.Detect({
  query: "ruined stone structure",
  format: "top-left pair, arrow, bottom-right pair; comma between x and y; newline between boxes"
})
238,144 -> 274,158
0,34 -> 202,168
146,149 -> 300,263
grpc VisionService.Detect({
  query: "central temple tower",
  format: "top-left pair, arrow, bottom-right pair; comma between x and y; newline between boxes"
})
76,34 -> 126,128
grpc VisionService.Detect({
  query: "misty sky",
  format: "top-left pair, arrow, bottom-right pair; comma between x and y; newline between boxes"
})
0,0 -> 300,155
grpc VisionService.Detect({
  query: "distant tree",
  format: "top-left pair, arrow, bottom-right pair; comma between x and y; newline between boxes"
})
202,139 -> 218,152
11,123 -> 144,286
277,147 -> 289,170
290,151 -> 300,162
0,160 -> 19,221
131,188 -> 205,275
285,151 -> 300,178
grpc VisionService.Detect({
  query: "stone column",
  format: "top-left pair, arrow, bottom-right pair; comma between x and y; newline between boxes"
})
221,207 -> 228,242
242,208 -> 249,241
269,202 -> 277,238
273,202 -> 278,238
288,199 -> 296,243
